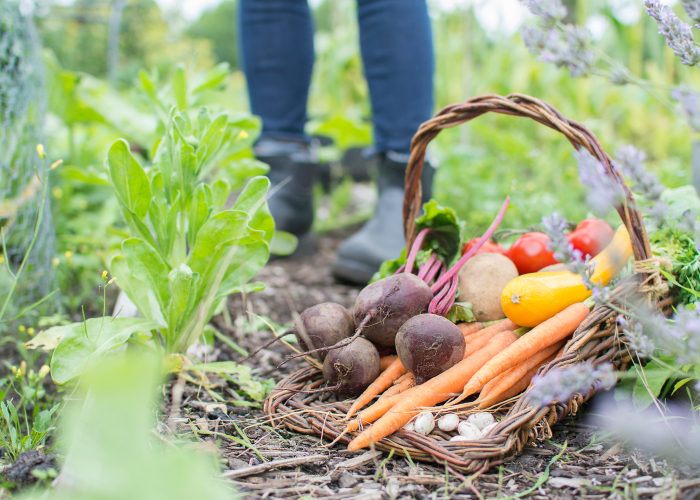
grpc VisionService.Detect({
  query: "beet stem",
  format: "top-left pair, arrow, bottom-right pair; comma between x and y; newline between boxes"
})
405,228 -> 433,274
278,311 -> 375,366
428,280 -> 450,315
430,196 -> 510,294
393,264 -> 406,275
423,256 -> 443,285
238,328 -> 294,362
435,274 -> 459,316
417,253 -> 438,281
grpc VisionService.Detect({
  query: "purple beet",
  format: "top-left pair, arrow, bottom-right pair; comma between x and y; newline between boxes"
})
395,314 -> 465,384
294,303 -> 354,361
353,273 -> 433,347
322,337 -> 381,397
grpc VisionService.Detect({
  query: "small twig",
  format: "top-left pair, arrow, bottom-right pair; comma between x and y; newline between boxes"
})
278,311 -> 374,367
239,328 -> 294,363
221,454 -> 329,479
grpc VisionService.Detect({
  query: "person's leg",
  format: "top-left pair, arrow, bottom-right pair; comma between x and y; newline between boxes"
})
357,0 -> 434,155
332,0 -> 435,284
239,0 -> 314,141
239,0 -> 318,245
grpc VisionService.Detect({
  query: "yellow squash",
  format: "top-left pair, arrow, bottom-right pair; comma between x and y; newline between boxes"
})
501,225 -> 633,327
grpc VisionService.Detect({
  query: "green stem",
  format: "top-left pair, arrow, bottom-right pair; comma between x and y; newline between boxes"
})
0,165 -> 48,322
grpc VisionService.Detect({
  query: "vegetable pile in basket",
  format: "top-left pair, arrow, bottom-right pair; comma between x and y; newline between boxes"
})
267,200 -> 634,451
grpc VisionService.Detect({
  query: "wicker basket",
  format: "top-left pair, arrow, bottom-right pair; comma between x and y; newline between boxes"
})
264,94 -> 658,473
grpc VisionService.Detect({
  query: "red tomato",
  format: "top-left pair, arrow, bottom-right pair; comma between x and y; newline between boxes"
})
461,238 -> 507,256
507,232 -> 559,274
566,218 -> 614,259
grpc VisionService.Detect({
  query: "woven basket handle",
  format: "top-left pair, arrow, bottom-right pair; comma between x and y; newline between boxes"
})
403,93 -> 652,262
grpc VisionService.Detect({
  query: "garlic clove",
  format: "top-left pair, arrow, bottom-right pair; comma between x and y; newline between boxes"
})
437,413 -> 459,432
413,411 -> 435,435
457,421 -> 481,439
468,412 -> 495,430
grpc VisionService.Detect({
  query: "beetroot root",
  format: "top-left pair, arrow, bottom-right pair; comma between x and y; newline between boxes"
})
395,313 -> 465,384
294,302 -> 354,361
322,338 -> 381,397
353,273 -> 433,347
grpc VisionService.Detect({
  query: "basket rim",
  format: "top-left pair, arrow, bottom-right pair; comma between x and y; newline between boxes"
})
402,93 -> 651,265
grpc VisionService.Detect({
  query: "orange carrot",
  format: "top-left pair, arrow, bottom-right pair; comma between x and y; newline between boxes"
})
475,340 -> 564,408
346,374 -> 416,432
476,362 -> 546,409
380,355 -> 399,371
346,357 -> 408,419
460,302 -> 590,399
347,330 -> 517,451
461,319 -> 518,359
457,322 -> 483,337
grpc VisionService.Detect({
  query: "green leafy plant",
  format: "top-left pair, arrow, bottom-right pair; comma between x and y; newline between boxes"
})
34,101 -> 274,383
0,400 -> 57,464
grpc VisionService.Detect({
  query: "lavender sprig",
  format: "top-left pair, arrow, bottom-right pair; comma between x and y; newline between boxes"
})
542,212 -> 608,301
614,146 -> 664,203
527,362 -> 616,407
617,316 -> 655,358
654,306 -> 700,366
682,0 -> 700,25
521,25 -> 596,78
522,0 -> 567,26
645,0 -> 700,66
574,149 -> 625,215
671,88 -> 700,134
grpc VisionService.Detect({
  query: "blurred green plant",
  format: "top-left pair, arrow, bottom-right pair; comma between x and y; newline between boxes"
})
21,353 -> 231,500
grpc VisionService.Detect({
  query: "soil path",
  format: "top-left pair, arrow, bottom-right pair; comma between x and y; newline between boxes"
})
170,228 -> 700,500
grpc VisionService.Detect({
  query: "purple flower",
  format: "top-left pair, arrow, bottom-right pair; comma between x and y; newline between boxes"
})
683,0 -> 700,25
541,212 -> 609,300
521,25 -> 547,54
645,0 -> 700,66
522,0 -> 567,26
538,26 -> 596,77
623,322 -> 655,358
634,307 -> 700,366
671,87 -> 700,133
608,66 -> 631,86
528,362 -> 617,407
614,146 -> 664,202
575,149 -> 625,215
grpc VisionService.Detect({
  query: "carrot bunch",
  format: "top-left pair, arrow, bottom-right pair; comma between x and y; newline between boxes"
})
342,302 -> 590,451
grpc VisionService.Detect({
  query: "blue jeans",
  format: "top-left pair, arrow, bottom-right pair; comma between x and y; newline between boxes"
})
239,0 -> 434,155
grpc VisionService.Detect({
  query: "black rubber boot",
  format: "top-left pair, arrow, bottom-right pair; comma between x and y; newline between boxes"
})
256,139 -> 319,257
331,151 -> 434,285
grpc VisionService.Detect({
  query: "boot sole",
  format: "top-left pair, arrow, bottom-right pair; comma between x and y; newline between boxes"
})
331,257 -> 377,286
270,231 -> 318,261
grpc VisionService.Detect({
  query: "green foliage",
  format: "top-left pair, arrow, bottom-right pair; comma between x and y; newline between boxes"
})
651,226 -> 700,305
21,354 -> 230,500
0,399 -> 57,464
37,100 -> 272,381
186,361 -> 275,401
37,0 -> 217,88
186,1 -> 240,70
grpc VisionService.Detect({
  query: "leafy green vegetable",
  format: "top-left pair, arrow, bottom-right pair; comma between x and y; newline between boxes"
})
650,226 -> 700,306
371,200 -> 466,282
445,302 -> 476,324
29,74 -> 272,383
414,200 -> 465,264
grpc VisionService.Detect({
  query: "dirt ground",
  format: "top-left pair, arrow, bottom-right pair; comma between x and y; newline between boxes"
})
168,227 -> 700,500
